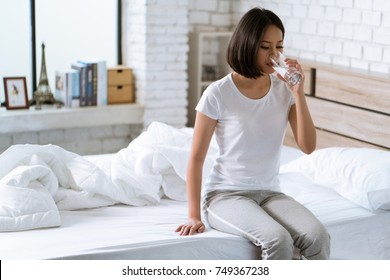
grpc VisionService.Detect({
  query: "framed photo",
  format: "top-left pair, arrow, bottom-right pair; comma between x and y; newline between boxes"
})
3,77 -> 29,110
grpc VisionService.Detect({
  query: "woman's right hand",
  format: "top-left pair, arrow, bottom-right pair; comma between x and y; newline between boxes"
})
175,218 -> 205,236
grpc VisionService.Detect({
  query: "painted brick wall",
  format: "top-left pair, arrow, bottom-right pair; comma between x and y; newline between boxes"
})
189,0 -> 232,32
188,1 -> 233,73
0,124 -> 143,155
122,0 -> 190,128
234,0 -> 390,74
4,0 -> 387,155
123,0 -> 389,132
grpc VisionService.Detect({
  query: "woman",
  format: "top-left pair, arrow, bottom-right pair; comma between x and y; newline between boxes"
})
176,7 -> 330,260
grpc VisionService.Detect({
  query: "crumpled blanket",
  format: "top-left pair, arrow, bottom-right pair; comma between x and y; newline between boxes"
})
0,122 -> 217,232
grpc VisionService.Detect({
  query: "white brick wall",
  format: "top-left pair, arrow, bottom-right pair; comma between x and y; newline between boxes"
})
123,0 -> 189,128
0,124 -> 143,155
121,0 -> 389,131
189,0 -> 232,32
234,0 -> 390,74
3,0 -> 389,155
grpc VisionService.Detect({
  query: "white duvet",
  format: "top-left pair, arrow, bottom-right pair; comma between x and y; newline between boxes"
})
0,122 -> 217,232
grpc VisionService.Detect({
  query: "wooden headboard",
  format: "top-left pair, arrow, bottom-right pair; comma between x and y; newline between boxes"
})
284,61 -> 390,150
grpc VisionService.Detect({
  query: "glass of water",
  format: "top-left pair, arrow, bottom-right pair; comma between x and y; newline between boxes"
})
270,52 -> 302,86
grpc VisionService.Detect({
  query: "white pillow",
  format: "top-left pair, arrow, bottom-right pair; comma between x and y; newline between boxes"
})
280,147 -> 390,211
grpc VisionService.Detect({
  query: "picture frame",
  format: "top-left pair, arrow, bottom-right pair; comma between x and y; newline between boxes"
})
3,77 -> 29,110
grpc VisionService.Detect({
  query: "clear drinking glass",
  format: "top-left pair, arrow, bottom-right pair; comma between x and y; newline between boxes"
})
270,52 -> 302,86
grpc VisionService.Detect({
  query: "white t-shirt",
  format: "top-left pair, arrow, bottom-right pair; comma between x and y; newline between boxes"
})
196,73 -> 294,194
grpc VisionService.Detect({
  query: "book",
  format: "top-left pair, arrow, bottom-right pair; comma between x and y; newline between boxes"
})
71,62 -> 88,107
54,70 -> 81,108
66,70 -> 80,108
84,63 -> 94,106
77,61 -> 95,106
78,59 -> 107,106
55,71 -> 67,106
91,63 -> 98,105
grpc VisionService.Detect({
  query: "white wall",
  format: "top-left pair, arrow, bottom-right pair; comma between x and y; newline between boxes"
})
122,0 -> 190,128
189,0 -> 233,32
2,0 -> 389,154
0,123 -> 143,155
123,0 -> 389,130
234,0 -> 390,74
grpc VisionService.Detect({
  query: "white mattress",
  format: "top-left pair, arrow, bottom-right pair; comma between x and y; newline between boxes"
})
1,149 -> 389,260
279,172 -> 390,260
1,180 -> 389,260
0,199 -> 259,260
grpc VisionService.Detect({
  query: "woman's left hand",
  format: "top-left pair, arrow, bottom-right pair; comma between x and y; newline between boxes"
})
285,59 -> 305,94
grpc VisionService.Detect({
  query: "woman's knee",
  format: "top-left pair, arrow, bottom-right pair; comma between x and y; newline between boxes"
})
276,227 -> 294,245
257,227 -> 294,259
256,227 -> 293,249
301,224 -> 331,259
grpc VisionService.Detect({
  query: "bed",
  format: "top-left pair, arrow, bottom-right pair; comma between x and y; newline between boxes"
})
1,62 -> 390,260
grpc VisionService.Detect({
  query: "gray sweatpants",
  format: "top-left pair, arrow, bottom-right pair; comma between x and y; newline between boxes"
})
204,190 -> 330,260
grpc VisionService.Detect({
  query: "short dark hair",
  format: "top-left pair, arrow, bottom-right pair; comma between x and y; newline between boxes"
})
226,7 -> 285,79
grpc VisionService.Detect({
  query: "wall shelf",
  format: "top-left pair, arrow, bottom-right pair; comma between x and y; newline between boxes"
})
188,31 -> 232,127
0,103 -> 144,134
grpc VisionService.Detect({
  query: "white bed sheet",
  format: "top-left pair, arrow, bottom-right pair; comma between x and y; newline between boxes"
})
279,172 -> 390,260
0,198 -> 259,260
1,148 -> 389,260
1,179 -> 389,260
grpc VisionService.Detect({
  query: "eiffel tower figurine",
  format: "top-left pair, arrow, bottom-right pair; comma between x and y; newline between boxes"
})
32,42 -> 62,109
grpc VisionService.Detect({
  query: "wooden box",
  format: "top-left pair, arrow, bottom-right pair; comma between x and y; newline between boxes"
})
107,65 -> 134,104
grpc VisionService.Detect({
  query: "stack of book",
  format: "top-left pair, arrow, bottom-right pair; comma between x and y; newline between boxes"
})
55,60 -> 107,107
